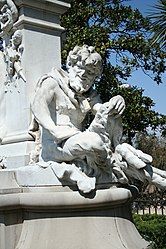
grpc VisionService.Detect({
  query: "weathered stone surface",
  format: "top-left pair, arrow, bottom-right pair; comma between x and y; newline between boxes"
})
0,185 -> 150,249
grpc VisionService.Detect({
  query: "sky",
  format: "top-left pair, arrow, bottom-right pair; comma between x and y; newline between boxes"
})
124,0 -> 166,115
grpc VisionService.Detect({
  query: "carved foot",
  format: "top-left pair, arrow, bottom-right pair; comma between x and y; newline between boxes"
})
50,161 -> 96,193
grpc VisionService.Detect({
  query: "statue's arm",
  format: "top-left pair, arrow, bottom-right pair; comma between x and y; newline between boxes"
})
31,78 -> 58,136
31,78 -> 79,143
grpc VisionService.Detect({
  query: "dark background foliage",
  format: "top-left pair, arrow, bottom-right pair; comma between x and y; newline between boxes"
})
61,0 -> 166,143
133,214 -> 166,249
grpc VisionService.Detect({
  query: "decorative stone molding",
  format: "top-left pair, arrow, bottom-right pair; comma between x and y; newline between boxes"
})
0,0 -> 18,39
0,0 -> 70,168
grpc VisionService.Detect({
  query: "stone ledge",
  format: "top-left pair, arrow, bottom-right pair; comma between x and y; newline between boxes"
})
0,187 -> 132,211
0,188 -> 149,249
14,15 -> 65,31
2,133 -> 34,144
14,0 -> 70,14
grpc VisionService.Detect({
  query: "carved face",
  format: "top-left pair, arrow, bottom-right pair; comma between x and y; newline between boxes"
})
68,55 -> 101,94
12,30 -> 22,47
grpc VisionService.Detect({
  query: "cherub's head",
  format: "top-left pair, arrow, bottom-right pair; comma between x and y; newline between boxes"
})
66,45 -> 102,94
12,30 -> 22,47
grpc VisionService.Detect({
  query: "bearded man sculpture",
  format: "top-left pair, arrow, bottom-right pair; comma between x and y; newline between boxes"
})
31,45 -> 166,193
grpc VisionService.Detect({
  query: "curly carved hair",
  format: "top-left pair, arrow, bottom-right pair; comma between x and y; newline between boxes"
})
66,45 -> 103,77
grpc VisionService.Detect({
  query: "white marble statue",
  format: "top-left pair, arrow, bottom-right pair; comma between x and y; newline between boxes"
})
30,45 -> 165,192
0,1 -> 165,192
4,29 -> 26,84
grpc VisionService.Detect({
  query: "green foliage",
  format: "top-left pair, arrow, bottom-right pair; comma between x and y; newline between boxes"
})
136,134 -> 166,170
133,214 -> 166,249
149,0 -> 166,50
101,83 -> 166,143
61,0 -> 166,142
61,0 -> 165,83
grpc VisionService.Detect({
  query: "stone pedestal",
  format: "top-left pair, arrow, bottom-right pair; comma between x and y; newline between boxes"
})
0,0 -> 70,168
0,1 -> 155,249
0,170 -> 150,249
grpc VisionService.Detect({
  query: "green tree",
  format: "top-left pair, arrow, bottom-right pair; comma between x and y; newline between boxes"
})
136,133 -> 166,170
61,0 -> 166,142
149,0 -> 166,50
111,85 -> 166,144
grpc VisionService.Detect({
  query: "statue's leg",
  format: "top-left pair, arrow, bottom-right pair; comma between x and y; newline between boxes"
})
55,131 -> 107,163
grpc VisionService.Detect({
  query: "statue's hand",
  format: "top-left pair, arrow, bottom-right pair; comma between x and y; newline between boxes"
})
115,143 -> 152,169
103,95 -> 125,117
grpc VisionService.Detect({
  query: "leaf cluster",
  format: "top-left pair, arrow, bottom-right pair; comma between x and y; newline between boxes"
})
149,0 -> 166,50
133,214 -> 166,249
136,133 -> 166,170
61,0 -> 165,84
61,0 -> 166,140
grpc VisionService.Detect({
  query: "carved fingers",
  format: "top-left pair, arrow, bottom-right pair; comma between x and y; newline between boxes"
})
115,143 -> 152,169
113,95 -> 125,115
107,95 -> 125,117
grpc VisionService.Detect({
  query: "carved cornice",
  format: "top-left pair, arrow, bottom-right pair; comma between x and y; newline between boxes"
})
14,15 -> 65,32
14,0 -> 70,14
0,185 -> 132,210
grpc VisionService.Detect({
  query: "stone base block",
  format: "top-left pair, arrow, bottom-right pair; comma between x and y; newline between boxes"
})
0,141 -> 35,168
0,172 -> 150,249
